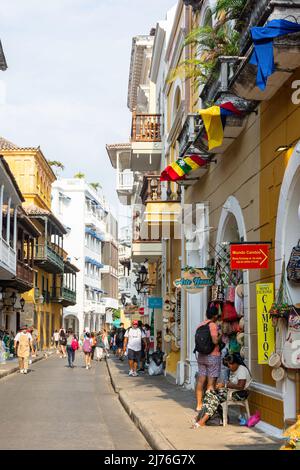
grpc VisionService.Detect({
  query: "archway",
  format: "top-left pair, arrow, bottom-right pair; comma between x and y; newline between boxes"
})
275,143 -> 300,421
64,314 -> 79,336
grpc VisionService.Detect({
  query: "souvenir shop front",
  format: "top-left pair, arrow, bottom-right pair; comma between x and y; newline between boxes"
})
273,144 -> 300,426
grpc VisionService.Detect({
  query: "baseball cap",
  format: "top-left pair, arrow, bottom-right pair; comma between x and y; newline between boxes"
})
132,320 -> 138,325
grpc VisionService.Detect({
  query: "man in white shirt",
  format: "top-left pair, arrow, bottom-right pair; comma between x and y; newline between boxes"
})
123,320 -> 146,377
14,326 -> 33,374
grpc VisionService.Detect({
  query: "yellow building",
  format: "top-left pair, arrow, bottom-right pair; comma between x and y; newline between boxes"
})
0,138 -> 77,348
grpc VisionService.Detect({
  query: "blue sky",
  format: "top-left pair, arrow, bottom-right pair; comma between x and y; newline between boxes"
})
0,0 -> 177,212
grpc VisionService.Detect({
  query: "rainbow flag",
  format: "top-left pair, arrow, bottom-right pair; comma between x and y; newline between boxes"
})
160,154 -> 207,182
197,102 -> 242,150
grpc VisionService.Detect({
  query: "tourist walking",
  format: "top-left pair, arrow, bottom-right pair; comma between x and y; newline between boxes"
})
114,323 -> 126,360
53,329 -> 60,353
14,326 -> 34,374
59,328 -> 67,358
91,332 -> 97,360
123,319 -> 146,377
95,331 -> 105,361
82,332 -> 92,369
66,329 -> 79,368
102,329 -> 110,358
195,303 -> 221,412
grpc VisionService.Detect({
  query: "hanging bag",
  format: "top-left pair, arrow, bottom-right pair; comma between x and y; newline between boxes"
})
287,240 -> 300,282
282,306 -> 300,369
211,262 -> 225,302
269,261 -> 292,321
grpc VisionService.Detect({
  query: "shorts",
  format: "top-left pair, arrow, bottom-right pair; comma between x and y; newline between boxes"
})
55,341 -> 58,347
197,354 -> 221,379
116,340 -> 124,349
127,349 -> 142,363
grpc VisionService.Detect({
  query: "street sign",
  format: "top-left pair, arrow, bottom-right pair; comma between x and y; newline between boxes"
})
148,297 -> 163,309
230,243 -> 270,270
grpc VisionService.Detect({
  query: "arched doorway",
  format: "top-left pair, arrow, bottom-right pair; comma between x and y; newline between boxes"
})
64,315 -> 79,335
275,144 -> 300,422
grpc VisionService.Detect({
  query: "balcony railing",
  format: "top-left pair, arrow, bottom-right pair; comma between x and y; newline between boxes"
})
131,113 -> 161,142
140,175 -> 181,205
16,260 -> 34,286
0,237 -> 16,276
35,243 -> 64,272
51,287 -> 76,305
117,171 -> 134,191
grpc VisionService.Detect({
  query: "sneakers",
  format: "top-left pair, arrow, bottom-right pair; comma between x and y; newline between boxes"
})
128,370 -> 133,376
132,371 -> 138,377
20,369 -> 24,374
23,370 -> 28,374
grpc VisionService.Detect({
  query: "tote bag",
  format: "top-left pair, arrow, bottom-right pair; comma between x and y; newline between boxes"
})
282,307 -> 300,369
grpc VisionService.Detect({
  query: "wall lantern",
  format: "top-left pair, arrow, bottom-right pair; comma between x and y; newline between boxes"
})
138,265 -> 148,284
134,277 -> 143,294
20,297 -> 25,312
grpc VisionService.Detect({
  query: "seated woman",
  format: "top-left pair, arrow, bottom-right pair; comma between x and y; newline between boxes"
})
194,353 -> 252,428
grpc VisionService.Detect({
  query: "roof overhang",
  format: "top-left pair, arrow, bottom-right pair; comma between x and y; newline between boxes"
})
105,143 -> 131,169
0,40 -> 7,71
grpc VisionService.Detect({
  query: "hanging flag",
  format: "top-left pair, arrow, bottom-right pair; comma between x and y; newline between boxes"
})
250,19 -> 300,91
160,154 -> 207,182
197,102 -> 242,150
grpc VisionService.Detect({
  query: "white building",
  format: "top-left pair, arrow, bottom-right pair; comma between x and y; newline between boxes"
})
51,178 -> 118,334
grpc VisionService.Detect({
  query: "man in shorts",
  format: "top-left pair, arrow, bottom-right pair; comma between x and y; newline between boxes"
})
123,320 -> 146,377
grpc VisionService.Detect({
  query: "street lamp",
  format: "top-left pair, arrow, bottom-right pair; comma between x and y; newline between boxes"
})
134,277 -> 143,294
138,265 -> 148,285
10,292 -> 17,307
20,297 -> 25,312
38,295 -> 44,304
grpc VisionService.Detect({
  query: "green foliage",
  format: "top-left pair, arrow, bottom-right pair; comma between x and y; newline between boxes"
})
90,182 -> 102,191
168,0 -> 245,86
112,308 -> 121,320
48,160 -> 65,170
74,172 -> 85,179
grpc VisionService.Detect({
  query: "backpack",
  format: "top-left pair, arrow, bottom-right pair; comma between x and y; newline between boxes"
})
71,339 -> 79,351
287,242 -> 300,282
83,338 -> 92,353
194,322 -> 215,355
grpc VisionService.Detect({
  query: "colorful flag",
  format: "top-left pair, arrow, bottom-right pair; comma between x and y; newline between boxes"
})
197,102 -> 242,150
160,154 -> 207,182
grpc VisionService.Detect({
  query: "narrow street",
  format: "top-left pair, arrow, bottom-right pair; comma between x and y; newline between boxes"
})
0,355 -> 150,450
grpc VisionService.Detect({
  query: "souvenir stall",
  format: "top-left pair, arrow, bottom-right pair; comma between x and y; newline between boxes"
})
208,243 -> 245,361
162,292 -> 180,359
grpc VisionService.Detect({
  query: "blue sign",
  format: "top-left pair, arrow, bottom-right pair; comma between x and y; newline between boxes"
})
148,297 -> 163,309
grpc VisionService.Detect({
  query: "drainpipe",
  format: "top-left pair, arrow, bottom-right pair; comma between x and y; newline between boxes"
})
177,186 -> 186,385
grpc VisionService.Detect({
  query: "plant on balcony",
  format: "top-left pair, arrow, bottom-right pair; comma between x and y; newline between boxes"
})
168,0 -> 247,85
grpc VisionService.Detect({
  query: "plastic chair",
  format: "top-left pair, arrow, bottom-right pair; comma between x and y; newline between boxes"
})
221,389 -> 251,426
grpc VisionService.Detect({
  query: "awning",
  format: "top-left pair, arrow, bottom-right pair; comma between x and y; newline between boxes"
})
85,227 -> 105,241
84,257 -> 104,269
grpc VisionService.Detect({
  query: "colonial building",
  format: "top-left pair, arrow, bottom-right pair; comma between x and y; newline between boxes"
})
0,138 -> 77,348
52,178 -> 118,334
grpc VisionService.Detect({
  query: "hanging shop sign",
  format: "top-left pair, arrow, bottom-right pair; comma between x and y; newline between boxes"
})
148,297 -> 163,309
174,267 -> 214,293
256,283 -> 275,364
230,243 -> 270,270
124,305 -> 139,315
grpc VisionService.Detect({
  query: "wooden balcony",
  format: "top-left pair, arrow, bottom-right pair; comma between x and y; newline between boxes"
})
140,175 -> 181,205
51,286 -> 76,307
34,243 -> 64,273
131,113 -> 161,142
16,260 -> 34,289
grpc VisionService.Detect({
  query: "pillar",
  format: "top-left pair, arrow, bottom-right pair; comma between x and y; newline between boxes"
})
6,197 -> 11,245
0,185 -> 4,237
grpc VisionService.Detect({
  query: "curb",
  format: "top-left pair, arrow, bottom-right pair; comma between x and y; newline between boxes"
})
0,351 -> 54,380
106,359 -> 176,451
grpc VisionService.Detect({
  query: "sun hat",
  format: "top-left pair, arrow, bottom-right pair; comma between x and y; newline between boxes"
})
268,352 -> 281,369
271,366 -> 286,382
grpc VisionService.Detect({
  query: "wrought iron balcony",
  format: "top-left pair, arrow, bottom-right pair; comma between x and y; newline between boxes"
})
131,113 -> 161,142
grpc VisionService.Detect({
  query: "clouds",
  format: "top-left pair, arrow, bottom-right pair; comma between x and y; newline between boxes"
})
0,0 -> 177,209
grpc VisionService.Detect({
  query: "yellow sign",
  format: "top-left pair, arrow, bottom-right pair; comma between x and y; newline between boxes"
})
256,283 -> 275,364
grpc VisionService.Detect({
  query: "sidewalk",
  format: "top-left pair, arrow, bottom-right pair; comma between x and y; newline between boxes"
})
0,350 -> 54,380
106,357 -> 282,450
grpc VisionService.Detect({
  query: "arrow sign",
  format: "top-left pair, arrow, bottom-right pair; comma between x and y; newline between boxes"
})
230,243 -> 270,270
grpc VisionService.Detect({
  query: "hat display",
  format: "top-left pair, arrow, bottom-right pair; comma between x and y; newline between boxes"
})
271,366 -> 286,382
268,352 -> 281,369
236,285 -> 244,299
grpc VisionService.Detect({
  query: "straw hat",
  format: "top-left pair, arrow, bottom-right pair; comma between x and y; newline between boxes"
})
239,317 -> 245,332
163,310 -> 170,319
271,367 -> 286,382
164,303 -> 171,311
170,295 -> 176,304
240,346 -> 245,358
163,318 -> 169,323
164,295 -> 170,302
237,332 -> 244,346
164,334 -> 171,343
268,352 -> 281,369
